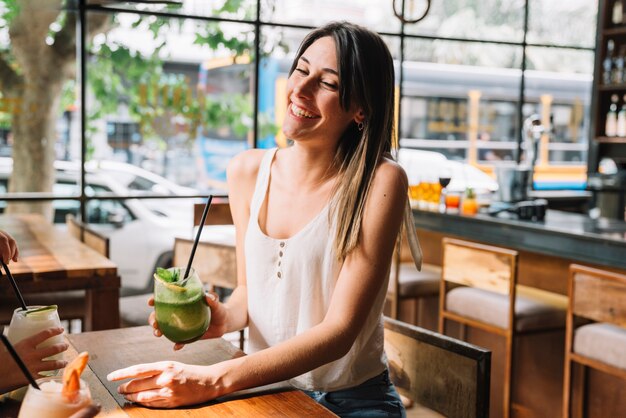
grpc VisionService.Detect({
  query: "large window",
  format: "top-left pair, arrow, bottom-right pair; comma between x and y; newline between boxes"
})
0,1 -> 597,290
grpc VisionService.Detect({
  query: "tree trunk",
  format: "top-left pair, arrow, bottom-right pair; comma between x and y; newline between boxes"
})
6,76 -> 65,221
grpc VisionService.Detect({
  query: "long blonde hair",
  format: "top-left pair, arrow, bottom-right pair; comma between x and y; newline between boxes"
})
290,22 -> 395,259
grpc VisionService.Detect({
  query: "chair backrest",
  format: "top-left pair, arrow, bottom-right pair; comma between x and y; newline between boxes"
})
65,214 -> 110,258
569,264 -> 626,327
194,199 -> 232,226
179,198 -> 237,289
441,238 -> 518,296
384,316 -> 491,418
173,237 -> 237,289
66,213 -> 83,241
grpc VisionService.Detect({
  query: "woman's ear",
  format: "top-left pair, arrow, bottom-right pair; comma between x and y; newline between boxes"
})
353,109 -> 365,124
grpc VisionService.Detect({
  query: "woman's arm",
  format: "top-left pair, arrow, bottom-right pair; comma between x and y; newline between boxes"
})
109,160 -> 408,407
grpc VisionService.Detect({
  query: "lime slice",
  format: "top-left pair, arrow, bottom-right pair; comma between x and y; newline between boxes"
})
25,305 -> 58,316
154,273 -> 186,293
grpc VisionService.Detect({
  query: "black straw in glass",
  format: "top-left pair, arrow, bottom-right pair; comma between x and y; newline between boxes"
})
184,195 -> 213,280
1,260 -> 27,311
0,334 -> 40,390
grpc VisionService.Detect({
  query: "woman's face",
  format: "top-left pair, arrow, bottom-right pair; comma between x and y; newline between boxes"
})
282,36 -> 362,145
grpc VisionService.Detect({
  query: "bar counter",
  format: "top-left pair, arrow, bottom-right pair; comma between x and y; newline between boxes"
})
413,208 -> 626,294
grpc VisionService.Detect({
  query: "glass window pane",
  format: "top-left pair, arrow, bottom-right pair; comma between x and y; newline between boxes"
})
88,0 -> 257,21
87,11 -> 255,193
262,0 -> 401,34
523,47 -> 592,168
528,0 -> 598,48
404,1 -> 524,43
0,4 -> 79,217
401,39 -> 523,163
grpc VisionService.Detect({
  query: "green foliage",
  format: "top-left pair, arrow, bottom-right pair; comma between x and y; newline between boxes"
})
156,267 -> 179,283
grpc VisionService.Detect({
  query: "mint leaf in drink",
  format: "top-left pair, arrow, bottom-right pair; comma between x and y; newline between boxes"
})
172,268 -> 180,282
156,267 -> 174,283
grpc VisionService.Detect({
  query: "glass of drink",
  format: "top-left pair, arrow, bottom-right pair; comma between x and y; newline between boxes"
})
6,305 -> 65,370
154,267 -> 210,344
18,376 -> 91,418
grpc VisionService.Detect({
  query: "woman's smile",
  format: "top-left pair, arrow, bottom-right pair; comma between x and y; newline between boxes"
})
289,103 -> 320,119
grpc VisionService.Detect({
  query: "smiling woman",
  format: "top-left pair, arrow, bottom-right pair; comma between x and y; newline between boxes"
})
108,21 -> 408,418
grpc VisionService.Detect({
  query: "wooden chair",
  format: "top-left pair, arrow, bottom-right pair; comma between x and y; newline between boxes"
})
0,214 -> 110,331
563,265 -> 626,418
438,238 -> 566,418
387,230 -> 441,330
384,316 -> 490,418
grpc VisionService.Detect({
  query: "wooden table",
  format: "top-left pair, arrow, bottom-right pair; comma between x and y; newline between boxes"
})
56,326 -> 334,417
0,214 -> 120,330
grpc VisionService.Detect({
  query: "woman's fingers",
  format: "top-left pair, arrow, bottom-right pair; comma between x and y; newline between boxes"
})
204,291 -> 219,308
122,388 -> 170,404
35,358 -> 68,374
107,363 -> 168,382
21,327 -> 65,347
35,342 -> 69,359
117,375 -> 161,395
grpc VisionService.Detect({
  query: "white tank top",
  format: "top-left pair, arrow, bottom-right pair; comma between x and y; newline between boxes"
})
245,148 -> 388,392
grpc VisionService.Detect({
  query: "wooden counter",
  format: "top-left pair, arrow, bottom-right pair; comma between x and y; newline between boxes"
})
413,209 -> 626,295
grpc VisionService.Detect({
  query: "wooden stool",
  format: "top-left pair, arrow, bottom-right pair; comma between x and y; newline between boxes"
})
563,265 -> 626,418
439,238 -> 566,418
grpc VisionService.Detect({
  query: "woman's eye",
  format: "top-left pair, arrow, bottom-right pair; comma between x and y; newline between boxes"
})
295,68 -> 307,74
321,81 -> 338,89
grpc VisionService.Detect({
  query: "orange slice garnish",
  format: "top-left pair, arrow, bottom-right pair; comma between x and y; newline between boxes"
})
62,351 -> 89,402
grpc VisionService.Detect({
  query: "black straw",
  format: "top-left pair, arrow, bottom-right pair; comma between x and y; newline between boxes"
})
1,260 -> 27,311
0,334 -> 40,390
184,195 -> 213,280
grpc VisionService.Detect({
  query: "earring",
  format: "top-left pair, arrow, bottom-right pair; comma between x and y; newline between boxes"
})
357,122 -> 364,131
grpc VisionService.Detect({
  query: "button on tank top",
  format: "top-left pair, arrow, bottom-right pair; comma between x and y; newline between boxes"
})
245,148 -> 387,391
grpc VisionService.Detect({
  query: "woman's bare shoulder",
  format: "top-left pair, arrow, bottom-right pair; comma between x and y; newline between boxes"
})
227,148 -> 267,185
372,157 -> 408,193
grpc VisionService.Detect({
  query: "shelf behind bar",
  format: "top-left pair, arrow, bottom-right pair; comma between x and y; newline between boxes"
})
594,136 -> 626,143
598,84 -> 626,91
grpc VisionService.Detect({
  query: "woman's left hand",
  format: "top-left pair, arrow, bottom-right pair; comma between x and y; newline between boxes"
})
106,361 -> 221,408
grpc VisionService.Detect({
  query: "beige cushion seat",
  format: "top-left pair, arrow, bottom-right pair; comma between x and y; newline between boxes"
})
397,264 -> 440,297
446,287 -> 566,332
573,323 -> 626,370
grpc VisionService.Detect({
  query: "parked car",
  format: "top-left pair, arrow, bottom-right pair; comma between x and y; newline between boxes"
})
0,158 -> 197,295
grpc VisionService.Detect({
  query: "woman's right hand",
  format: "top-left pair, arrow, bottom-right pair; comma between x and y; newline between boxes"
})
148,292 -> 229,351
15,327 -> 69,375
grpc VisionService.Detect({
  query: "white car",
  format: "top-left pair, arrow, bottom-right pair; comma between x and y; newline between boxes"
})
0,158 -> 198,295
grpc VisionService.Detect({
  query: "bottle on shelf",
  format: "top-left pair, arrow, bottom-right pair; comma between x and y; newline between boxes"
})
606,94 -> 619,137
603,40 -> 615,85
614,46 -> 626,84
613,0 -> 624,26
618,95 -> 626,137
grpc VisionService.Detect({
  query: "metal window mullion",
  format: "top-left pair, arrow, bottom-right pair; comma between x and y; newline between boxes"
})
253,0 -> 261,149
79,0 -> 87,222
517,0 -> 530,165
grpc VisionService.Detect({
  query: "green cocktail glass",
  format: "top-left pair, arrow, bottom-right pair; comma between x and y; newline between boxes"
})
153,267 -> 210,344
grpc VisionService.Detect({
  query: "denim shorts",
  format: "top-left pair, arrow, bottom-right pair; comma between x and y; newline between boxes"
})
303,369 -> 406,418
